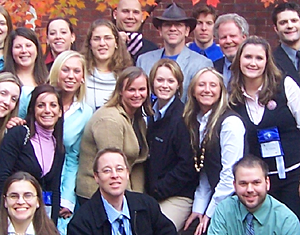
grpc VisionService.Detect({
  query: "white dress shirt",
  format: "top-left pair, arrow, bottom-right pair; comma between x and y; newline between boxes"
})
192,110 -> 245,218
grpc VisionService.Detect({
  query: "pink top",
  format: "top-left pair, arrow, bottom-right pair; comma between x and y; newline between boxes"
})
30,122 -> 56,176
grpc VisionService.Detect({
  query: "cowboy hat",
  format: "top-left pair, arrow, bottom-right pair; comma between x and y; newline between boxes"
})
153,3 -> 197,32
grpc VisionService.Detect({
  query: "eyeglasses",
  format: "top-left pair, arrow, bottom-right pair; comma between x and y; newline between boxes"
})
5,192 -> 37,202
98,166 -> 127,175
91,35 -> 115,43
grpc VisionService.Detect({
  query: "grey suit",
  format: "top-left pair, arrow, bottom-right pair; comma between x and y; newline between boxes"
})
136,46 -> 213,103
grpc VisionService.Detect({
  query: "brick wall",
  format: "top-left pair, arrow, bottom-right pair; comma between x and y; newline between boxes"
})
58,0 -> 283,51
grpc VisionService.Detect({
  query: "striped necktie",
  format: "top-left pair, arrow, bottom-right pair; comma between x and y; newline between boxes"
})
127,32 -> 143,56
116,216 -> 126,235
245,213 -> 255,235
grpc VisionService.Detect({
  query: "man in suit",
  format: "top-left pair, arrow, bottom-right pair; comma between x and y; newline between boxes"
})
68,147 -> 176,235
187,5 -> 223,62
113,0 -> 158,63
213,13 -> 248,88
272,2 -> 300,87
136,3 -> 213,103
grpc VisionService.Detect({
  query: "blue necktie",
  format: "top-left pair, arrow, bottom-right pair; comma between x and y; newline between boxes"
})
245,213 -> 255,235
117,216 -> 126,235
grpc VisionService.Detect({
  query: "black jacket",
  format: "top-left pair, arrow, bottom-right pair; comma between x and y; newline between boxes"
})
0,125 -> 64,224
67,190 -> 176,235
146,96 -> 198,200
213,57 -> 225,74
273,45 -> 300,87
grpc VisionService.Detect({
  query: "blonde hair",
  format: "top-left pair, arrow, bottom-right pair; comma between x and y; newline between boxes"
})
0,72 -> 22,143
49,50 -> 86,102
183,67 -> 228,152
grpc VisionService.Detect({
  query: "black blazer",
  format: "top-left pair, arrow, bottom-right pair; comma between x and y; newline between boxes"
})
273,45 -> 300,87
213,57 -> 225,74
68,190 -> 177,235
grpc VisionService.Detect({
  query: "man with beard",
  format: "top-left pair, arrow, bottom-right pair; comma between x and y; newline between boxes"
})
273,2 -> 300,87
208,155 -> 300,235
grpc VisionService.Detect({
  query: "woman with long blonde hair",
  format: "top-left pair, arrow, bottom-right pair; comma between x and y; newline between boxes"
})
183,67 -> 245,235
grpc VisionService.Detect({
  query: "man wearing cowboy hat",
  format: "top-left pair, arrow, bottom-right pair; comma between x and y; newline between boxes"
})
136,2 -> 213,103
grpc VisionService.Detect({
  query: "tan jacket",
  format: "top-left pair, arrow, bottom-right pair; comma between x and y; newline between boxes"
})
76,104 -> 148,199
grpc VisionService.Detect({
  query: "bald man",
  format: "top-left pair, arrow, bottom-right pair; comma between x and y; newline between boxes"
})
113,0 -> 157,62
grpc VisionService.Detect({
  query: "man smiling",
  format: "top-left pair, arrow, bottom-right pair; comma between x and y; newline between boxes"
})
113,0 -> 157,62
272,2 -> 300,87
137,3 -> 212,103
208,155 -> 300,235
68,148 -> 176,235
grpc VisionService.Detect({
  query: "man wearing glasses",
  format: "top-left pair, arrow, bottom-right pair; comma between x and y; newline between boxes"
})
67,148 -> 176,235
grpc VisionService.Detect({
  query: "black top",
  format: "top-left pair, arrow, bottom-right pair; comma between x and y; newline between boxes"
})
146,95 -> 198,200
0,125 -> 65,224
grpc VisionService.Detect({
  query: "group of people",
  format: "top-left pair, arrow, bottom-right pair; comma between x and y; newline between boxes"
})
0,0 -> 299,235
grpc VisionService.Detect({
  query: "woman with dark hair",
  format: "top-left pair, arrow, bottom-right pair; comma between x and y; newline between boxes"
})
183,68 -> 245,235
0,171 -> 59,235
0,6 -> 13,71
45,17 -> 76,71
0,72 -> 21,143
4,27 -> 48,118
76,66 -> 152,204
82,19 -> 132,111
146,59 -> 198,232
229,35 -> 300,219
0,84 -> 65,224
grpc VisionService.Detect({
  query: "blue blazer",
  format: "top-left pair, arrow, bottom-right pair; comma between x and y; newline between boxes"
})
136,46 -> 213,103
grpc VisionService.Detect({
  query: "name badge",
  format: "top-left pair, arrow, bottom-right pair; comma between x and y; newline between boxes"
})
43,191 -> 52,218
257,127 -> 284,158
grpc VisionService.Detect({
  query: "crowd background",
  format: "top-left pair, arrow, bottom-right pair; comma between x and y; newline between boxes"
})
6,0 -> 281,52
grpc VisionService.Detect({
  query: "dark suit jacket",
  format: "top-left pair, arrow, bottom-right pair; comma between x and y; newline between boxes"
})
67,190 -> 176,235
213,57 -> 225,74
273,45 -> 300,87
132,38 -> 158,64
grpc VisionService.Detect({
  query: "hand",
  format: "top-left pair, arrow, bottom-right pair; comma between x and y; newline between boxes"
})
184,212 -> 202,231
118,31 -> 129,44
194,214 -> 210,235
6,117 -> 26,129
59,207 -> 72,219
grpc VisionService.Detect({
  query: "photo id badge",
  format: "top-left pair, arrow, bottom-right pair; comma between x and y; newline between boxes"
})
257,127 -> 284,158
42,191 -> 52,218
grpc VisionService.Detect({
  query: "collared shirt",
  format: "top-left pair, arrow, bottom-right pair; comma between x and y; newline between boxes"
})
102,195 -> 132,235
193,110 -> 245,218
281,43 -> 298,69
222,57 -> 232,88
8,219 -> 35,235
208,194 -> 300,234
243,76 -> 300,129
188,41 -> 223,62
152,96 -> 175,121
